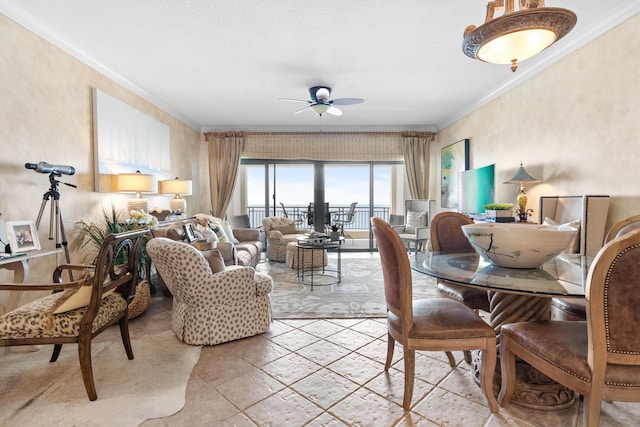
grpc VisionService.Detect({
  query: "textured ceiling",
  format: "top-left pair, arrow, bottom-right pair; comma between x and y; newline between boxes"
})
1,0 -> 638,132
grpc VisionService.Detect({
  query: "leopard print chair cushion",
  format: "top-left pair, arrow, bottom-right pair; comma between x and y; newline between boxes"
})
146,237 -> 273,346
0,292 -> 127,339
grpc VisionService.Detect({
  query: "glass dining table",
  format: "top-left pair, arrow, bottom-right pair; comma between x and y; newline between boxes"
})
410,251 -> 591,410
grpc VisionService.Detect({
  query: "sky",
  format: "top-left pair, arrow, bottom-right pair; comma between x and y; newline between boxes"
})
246,164 -> 391,208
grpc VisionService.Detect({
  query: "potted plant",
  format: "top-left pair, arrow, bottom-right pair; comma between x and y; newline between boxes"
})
483,203 -> 514,223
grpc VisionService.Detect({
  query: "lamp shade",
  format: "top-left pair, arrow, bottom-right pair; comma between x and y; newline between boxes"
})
116,171 -> 157,193
116,171 -> 157,213
504,164 -> 540,184
159,178 -> 192,196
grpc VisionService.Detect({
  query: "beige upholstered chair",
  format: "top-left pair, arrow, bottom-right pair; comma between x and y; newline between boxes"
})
499,229 -> 640,427
0,229 -> 148,401
262,216 -> 307,262
539,195 -> 610,321
371,217 -> 498,412
551,213 -> 640,323
391,199 -> 436,254
146,238 -> 273,345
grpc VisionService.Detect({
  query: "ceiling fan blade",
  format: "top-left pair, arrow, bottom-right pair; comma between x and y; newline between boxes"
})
278,98 -> 312,104
293,105 -> 312,115
330,97 -> 365,106
327,106 -> 343,116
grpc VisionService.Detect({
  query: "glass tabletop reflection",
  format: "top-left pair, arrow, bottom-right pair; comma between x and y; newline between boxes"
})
410,251 -> 591,297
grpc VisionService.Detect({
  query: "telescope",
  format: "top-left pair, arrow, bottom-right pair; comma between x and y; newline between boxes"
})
25,162 -> 75,176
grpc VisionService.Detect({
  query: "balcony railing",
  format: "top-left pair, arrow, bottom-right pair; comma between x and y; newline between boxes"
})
245,205 -> 391,230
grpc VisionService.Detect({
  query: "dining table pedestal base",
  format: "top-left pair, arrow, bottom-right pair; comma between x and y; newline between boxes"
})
470,291 -> 576,410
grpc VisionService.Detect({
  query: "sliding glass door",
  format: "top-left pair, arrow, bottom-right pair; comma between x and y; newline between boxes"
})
241,160 -> 402,251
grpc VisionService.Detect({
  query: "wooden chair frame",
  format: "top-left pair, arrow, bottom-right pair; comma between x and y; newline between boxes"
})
0,228 -> 149,400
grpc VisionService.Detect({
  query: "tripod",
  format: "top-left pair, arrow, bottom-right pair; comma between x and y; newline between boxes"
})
35,172 -> 76,268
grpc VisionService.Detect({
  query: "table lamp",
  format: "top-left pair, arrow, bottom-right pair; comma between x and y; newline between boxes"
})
504,162 -> 541,222
117,170 -> 157,213
160,177 -> 192,214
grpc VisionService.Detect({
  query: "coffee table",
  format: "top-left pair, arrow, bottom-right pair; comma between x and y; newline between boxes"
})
295,237 -> 343,290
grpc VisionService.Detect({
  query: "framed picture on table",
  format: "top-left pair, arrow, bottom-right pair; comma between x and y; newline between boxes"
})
6,220 -> 41,253
183,223 -> 197,243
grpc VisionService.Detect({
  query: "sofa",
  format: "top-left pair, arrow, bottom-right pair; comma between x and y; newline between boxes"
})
262,216 -> 308,262
151,214 -> 262,268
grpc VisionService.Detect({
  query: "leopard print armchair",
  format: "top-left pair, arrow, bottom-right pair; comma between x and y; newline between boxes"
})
146,237 -> 272,345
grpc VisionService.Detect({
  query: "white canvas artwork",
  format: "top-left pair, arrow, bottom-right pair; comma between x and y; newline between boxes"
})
93,89 -> 171,191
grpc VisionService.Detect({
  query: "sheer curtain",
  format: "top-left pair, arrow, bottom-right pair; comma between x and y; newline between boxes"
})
402,132 -> 435,199
204,132 -> 245,218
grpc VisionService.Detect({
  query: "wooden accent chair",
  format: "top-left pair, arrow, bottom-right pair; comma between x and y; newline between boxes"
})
430,212 -> 491,363
0,229 -> 149,401
552,214 -> 640,321
371,217 -> 498,412
499,229 -> 640,427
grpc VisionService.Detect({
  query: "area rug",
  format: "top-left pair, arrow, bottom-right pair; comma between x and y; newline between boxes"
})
0,330 -> 201,427
261,252 -> 438,319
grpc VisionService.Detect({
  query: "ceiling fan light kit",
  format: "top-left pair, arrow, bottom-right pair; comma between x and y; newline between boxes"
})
279,86 -> 364,117
462,0 -> 577,72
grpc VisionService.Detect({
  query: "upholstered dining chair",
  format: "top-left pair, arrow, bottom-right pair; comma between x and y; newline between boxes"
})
551,214 -> 640,321
371,217 -> 498,412
499,228 -> 640,427
0,228 -> 149,401
146,237 -> 273,345
430,211 -> 491,363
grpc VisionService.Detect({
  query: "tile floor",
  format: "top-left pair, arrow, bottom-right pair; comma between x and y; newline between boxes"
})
136,297 -> 638,426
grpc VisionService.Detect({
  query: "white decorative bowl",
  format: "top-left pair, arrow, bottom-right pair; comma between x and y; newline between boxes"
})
461,223 -> 578,269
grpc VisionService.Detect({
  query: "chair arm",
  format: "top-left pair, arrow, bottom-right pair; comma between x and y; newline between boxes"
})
416,227 -> 430,239
0,280 -> 83,292
53,264 -> 95,282
233,228 -> 260,242
254,272 -> 273,296
202,266 -> 261,304
391,225 -> 406,233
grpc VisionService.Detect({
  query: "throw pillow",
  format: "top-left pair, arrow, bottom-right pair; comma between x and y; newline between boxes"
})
51,270 -> 112,314
166,225 -> 184,241
272,222 -> 297,235
201,249 -> 226,273
405,210 -> 427,234
208,221 -> 229,242
222,220 -> 239,244
543,217 -> 581,253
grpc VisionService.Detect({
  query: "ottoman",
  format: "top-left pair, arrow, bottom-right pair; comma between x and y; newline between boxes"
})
285,242 -> 328,269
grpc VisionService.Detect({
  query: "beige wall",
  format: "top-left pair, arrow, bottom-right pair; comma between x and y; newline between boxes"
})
0,15 -> 202,286
433,14 -> 640,231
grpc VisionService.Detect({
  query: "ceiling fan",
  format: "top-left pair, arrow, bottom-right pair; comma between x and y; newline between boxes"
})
278,86 -> 364,116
